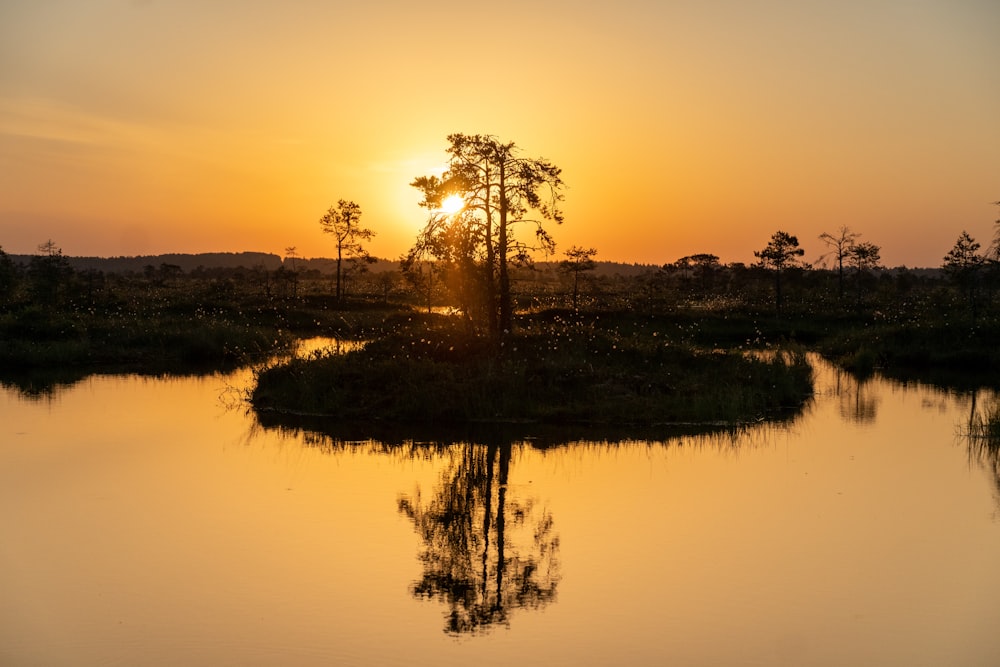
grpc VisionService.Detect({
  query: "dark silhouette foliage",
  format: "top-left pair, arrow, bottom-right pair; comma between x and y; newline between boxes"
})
319,199 -> 375,301
410,134 -> 564,341
754,231 -> 805,313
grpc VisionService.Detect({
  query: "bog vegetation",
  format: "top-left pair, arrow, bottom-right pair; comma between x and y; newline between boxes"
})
2,222 -> 998,418
2,136 -> 998,425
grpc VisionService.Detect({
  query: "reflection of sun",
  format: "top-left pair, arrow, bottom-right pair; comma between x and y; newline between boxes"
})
440,194 -> 465,214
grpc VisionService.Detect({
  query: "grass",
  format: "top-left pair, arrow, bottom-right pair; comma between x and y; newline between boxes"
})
0,306 -> 292,370
966,399 -> 1000,499
817,317 -> 1000,388
251,313 -> 814,427
968,402 -> 1000,444
5,269 -> 999,413
0,287 -> 411,382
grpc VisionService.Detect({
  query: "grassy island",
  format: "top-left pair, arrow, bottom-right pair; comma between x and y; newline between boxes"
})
250,312 -> 813,427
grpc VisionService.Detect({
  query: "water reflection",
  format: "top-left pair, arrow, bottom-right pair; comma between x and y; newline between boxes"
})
247,422 -> 565,633
0,365 -> 225,401
0,366 -> 93,399
0,336 -> 357,400
246,416 -> 802,636
252,409 -> 777,454
830,368 -> 881,424
961,389 -> 1000,510
6,355 -> 1000,665
294,336 -> 366,358
398,441 -> 559,634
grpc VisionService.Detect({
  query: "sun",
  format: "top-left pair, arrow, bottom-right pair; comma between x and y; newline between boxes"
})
440,194 -> 465,214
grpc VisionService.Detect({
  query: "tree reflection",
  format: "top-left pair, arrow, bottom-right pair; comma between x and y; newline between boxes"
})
397,441 -> 560,634
833,369 -> 880,424
963,389 -> 1000,509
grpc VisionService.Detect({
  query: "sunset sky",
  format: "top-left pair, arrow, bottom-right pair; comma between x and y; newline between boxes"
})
1,0 -> 998,267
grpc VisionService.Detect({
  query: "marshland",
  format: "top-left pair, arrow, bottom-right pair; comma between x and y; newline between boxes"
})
6,1 -> 1000,663
5,226 -> 1000,667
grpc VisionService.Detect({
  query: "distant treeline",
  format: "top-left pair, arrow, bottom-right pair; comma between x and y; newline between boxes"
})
5,252 -> 401,275
5,251 -> 943,278
7,251 -> 284,273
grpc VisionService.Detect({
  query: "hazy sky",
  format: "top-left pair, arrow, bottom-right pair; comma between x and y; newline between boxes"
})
1,0 -> 998,267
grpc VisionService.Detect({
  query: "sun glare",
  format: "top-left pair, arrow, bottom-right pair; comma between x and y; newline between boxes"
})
440,194 -> 465,214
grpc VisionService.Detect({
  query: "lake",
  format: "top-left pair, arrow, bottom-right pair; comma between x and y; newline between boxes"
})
2,353 -> 999,666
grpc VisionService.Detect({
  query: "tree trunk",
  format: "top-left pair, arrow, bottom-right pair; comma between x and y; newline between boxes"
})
497,167 -> 512,337
837,256 -> 845,301
483,164 -> 498,337
774,268 -> 783,315
481,444 -> 495,603
495,443 -> 510,612
335,246 -> 343,301
426,263 -> 433,314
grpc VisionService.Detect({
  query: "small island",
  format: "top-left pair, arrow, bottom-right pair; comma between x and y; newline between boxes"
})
249,310 -> 813,427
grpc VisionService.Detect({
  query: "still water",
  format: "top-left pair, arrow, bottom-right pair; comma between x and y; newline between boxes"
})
2,354 -> 999,666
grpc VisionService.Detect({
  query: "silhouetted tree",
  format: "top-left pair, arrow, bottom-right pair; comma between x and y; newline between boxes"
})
943,230 -> 985,317
754,231 -> 805,314
405,208 -> 485,327
339,250 -> 376,299
284,246 -> 299,271
373,270 -> 398,304
319,199 -> 375,301
987,201 -> 1000,308
0,245 -> 17,304
272,265 -> 298,299
160,263 -> 182,280
400,255 -> 440,314
674,253 -> 721,296
818,226 -> 860,301
283,247 -> 301,297
411,134 -> 564,341
27,239 -> 73,305
846,241 -> 881,309
559,246 -> 597,310
250,263 -> 272,298
397,442 -> 560,634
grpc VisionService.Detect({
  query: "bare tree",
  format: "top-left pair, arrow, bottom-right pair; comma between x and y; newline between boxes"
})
818,226 -> 860,300
284,246 -> 299,271
27,239 -> 72,304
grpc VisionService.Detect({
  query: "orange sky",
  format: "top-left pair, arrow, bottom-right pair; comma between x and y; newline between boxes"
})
1,0 -> 998,267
